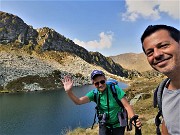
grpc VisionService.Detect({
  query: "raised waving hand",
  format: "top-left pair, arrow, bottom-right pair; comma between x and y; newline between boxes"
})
62,76 -> 73,93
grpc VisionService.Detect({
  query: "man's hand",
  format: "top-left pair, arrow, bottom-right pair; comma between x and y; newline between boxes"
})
62,76 -> 73,93
128,115 -> 142,135
135,118 -> 142,129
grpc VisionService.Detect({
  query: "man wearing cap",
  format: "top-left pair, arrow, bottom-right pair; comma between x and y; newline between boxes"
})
62,70 -> 141,135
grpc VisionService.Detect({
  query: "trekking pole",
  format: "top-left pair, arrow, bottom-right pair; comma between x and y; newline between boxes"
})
129,115 -> 142,135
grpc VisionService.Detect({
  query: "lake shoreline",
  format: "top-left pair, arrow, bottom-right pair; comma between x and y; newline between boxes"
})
0,79 -> 129,94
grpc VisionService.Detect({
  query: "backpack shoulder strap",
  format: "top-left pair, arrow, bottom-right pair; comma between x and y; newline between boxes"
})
110,84 -> 130,130
153,78 -> 170,110
109,84 -> 124,108
153,78 -> 170,135
91,89 -> 99,129
93,89 -> 99,104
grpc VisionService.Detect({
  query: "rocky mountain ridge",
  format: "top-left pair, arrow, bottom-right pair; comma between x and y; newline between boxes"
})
0,11 -> 130,92
0,11 -> 127,77
0,11 -> 162,92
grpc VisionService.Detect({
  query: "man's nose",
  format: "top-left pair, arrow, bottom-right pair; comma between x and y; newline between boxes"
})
98,82 -> 103,87
153,48 -> 163,58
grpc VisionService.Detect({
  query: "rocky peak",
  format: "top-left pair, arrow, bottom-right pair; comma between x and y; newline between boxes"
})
37,27 -> 75,51
0,11 -> 128,78
0,11 -> 38,45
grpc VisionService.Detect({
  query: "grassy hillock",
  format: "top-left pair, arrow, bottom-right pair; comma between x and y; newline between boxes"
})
110,53 -> 153,72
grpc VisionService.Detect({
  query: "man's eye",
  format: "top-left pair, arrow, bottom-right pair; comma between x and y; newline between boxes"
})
160,43 -> 169,48
158,41 -> 171,49
146,51 -> 153,57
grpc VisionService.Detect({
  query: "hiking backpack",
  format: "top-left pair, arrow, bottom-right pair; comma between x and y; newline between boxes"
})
153,78 -> 170,135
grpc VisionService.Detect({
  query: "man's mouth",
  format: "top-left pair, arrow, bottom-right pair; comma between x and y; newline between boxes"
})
154,57 -> 171,66
98,86 -> 103,89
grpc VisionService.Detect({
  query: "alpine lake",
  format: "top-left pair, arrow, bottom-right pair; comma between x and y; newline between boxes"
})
0,82 -> 128,135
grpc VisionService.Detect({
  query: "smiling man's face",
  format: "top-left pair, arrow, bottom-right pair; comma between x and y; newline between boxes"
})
92,75 -> 107,92
143,29 -> 180,76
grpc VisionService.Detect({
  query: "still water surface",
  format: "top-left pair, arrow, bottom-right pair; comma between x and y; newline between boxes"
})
0,83 -> 127,135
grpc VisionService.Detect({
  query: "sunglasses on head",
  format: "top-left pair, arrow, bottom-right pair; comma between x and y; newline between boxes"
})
94,80 -> 106,86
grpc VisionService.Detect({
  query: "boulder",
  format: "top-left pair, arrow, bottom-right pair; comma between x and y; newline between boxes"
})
130,93 -> 151,105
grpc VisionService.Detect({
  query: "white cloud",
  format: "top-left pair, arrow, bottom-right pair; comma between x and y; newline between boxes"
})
73,32 -> 113,50
122,0 -> 179,21
158,1 -> 179,19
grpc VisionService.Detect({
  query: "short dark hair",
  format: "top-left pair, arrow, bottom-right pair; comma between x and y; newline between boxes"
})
141,25 -> 180,52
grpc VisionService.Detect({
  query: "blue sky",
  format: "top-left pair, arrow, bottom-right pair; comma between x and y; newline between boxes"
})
0,0 -> 179,56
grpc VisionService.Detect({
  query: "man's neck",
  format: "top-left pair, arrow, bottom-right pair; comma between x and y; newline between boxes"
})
167,75 -> 180,90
